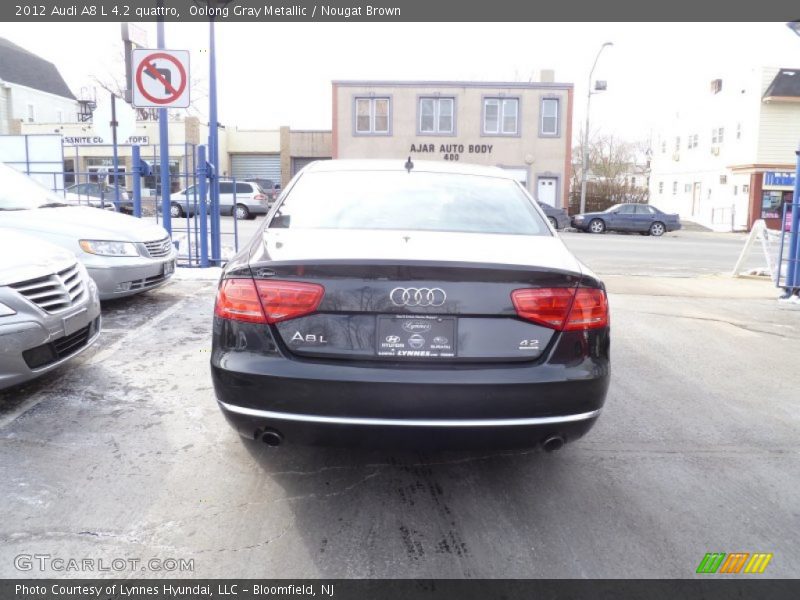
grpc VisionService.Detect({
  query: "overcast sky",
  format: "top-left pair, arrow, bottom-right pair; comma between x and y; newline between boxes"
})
1,22 -> 799,142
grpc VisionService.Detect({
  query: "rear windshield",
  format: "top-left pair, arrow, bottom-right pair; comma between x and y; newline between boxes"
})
270,170 -> 548,235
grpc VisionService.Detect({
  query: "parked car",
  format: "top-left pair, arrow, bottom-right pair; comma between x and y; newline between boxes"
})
166,181 -> 268,220
0,231 -> 101,390
211,160 -> 610,450
245,178 -> 281,203
571,203 -> 681,236
63,182 -> 131,211
0,162 -> 176,301
538,201 -> 570,230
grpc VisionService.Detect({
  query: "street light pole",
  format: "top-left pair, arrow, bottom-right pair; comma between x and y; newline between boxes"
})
579,42 -> 613,215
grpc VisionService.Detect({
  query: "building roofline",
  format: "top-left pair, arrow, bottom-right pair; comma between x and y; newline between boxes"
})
332,79 -> 573,90
729,163 -> 796,173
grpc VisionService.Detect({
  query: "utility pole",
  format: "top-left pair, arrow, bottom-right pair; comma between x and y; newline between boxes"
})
579,42 -> 613,214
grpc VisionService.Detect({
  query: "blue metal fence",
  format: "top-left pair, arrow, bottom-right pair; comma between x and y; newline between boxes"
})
24,143 -> 243,269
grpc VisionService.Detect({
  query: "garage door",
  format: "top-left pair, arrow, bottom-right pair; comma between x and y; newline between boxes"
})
230,154 -> 281,183
291,156 -> 330,177
501,167 -> 529,190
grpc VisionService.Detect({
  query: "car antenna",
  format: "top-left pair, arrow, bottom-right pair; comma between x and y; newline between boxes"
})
404,156 -> 414,173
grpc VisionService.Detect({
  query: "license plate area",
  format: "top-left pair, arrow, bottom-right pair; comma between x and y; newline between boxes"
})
62,309 -> 87,337
163,260 -> 175,276
377,315 -> 456,359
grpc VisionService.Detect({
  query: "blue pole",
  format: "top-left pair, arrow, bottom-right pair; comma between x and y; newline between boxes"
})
110,92 -> 121,211
157,19 -> 172,234
132,145 -> 142,218
785,143 -> 800,293
208,16 -> 221,264
197,144 -> 209,268
233,177 -> 239,251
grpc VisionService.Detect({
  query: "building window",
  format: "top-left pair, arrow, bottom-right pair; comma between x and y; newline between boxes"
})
743,184 -> 749,193
661,140 -> 667,154
734,185 -> 738,196
688,134 -> 698,149
712,127 -> 724,144
675,137 -> 681,152
540,98 -> 560,136
658,181 -> 664,194
630,176 -> 636,187
26,104 -> 35,123
418,97 -> 454,134
672,181 -> 678,195
684,183 -> 691,192
354,97 -> 391,135
483,97 -> 519,135
736,122 -> 742,140
719,174 -> 728,184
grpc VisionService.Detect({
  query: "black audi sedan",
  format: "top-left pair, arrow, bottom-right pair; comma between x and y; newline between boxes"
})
571,203 -> 681,236
211,160 -> 610,450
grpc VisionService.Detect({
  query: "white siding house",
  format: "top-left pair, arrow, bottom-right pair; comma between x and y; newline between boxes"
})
649,67 -> 800,231
0,37 -> 79,134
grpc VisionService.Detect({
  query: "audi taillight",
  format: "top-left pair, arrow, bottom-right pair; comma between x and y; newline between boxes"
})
214,279 -> 324,324
511,287 -> 608,331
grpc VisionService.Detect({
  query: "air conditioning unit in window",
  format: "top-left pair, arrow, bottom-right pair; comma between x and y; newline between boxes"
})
710,146 -> 721,156
672,152 -> 680,161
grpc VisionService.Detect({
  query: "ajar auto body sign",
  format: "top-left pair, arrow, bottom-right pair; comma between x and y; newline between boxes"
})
409,143 -> 493,161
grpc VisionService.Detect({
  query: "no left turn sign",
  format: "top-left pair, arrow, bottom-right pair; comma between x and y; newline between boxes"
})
132,49 -> 190,109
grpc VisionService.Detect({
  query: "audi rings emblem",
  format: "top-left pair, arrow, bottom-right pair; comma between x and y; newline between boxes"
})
389,287 -> 447,307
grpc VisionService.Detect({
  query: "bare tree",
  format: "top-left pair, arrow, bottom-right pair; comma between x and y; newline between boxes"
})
570,132 -> 651,212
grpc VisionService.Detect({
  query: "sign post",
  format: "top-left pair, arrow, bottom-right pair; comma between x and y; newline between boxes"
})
132,41 -> 190,235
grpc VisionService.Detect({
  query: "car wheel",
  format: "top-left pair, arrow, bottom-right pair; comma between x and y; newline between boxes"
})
234,204 -> 250,220
649,221 -> 666,237
548,217 -> 558,230
588,219 -> 606,234
170,203 -> 184,218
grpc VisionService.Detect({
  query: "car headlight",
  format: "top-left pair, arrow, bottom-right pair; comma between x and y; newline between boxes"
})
0,302 -> 16,317
573,215 -> 585,221
79,240 -> 140,257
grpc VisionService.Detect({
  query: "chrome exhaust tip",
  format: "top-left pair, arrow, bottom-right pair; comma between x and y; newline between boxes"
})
542,435 -> 565,452
261,429 -> 283,447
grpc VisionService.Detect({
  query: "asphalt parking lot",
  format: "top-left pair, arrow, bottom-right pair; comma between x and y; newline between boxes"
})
1,231 -> 798,578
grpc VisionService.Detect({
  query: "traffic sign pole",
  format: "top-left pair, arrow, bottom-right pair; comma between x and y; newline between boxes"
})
209,16 -> 221,264
110,92 -> 121,211
157,18 -> 172,235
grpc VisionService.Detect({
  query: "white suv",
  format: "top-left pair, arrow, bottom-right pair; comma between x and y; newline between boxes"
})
168,181 -> 268,220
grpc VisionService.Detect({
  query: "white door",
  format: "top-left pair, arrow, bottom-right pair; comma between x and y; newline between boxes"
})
537,177 -> 557,206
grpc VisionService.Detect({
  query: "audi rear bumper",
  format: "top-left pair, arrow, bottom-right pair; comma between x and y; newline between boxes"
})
216,401 -> 602,449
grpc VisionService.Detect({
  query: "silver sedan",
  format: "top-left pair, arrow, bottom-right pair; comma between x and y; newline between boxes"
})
0,162 -> 177,301
0,231 -> 101,390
